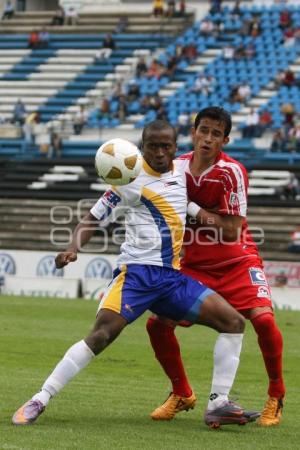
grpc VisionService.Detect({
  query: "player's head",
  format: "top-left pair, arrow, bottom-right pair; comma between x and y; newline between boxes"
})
141,120 -> 177,173
192,107 -> 231,163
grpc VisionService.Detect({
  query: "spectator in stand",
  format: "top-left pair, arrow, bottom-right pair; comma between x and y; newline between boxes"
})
249,18 -> 261,38
140,94 -> 151,114
0,112 -> 6,124
115,16 -> 128,33
283,28 -> 295,47
111,81 -> 126,101
23,111 -> 40,144
182,43 -> 197,62
73,106 -> 87,135
127,82 -> 140,102
288,226 -> 300,253
2,0 -> 14,20
95,34 -> 116,60
65,6 -> 78,26
209,0 -> 222,14
35,122 -> 51,156
229,85 -> 239,103
223,45 -> 235,59
179,0 -> 186,17
237,82 -> 251,103
259,109 -> 273,135
295,27 -> 300,46
279,9 -> 292,29
156,104 -> 167,120
166,0 -> 175,17
135,56 -> 148,78
234,43 -> 247,59
51,5 -> 65,26
98,98 -> 111,122
50,130 -> 62,158
282,173 -> 300,200
190,73 -> 215,95
281,103 -> 295,131
270,129 -> 287,152
287,124 -> 300,152
28,30 -> 40,49
147,59 -> 165,79
282,69 -> 296,87
38,28 -> 50,48
242,108 -> 260,138
149,93 -> 164,112
116,95 -> 127,121
232,0 -> 241,18
177,113 -> 190,136
213,19 -> 224,39
152,0 -> 164,17
165,55 -> 177,77
12,99 -> 26,125
199,19 -> 215,36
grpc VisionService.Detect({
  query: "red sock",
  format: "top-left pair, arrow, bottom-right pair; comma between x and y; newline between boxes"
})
251,312 -> 285,398
146,316 -> 192,397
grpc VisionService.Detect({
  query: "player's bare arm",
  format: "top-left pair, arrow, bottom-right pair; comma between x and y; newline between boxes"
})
55,212 -> 99,268
187,202 -> 243,242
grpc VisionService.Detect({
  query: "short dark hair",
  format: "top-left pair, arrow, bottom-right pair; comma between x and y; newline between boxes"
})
142,120 -> 177,143
194,107 -> 232,137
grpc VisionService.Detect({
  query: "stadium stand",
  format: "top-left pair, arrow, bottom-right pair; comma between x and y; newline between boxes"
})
0,1 -> 299,265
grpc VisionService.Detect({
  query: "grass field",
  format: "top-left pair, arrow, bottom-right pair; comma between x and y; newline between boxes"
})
0,295 -> 299,450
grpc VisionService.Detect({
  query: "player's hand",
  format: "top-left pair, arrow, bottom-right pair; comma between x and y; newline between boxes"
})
55,251 -> 77,268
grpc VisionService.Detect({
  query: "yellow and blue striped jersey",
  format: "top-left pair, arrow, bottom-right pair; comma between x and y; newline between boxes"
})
90,159 -> 187,269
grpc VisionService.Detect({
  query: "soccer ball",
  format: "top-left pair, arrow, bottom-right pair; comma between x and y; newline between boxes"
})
95,138 -> 143,186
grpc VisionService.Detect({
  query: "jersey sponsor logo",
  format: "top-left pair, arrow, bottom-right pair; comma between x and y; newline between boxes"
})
229,192 -> 239,207
257,286 -> 270,298
249,267 -> 267,285
163,181 -> 178,187
85,257 -> 113,279
0,252 -> 16,276
102,190 -> 121,208
36,255 -> 64,277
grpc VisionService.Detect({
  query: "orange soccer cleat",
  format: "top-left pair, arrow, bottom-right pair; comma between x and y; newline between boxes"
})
257,397 -> 283,426
151,391 -> 196,420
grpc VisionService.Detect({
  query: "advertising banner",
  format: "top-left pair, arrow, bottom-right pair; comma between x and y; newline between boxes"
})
3,275 -> 79,299
264,261 -> 300,287
82,278 -> 110,300
0,250 -> 117,281
271,287 -> 300,311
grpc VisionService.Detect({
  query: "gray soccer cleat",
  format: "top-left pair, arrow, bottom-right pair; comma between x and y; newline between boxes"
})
204,400 -> 256,429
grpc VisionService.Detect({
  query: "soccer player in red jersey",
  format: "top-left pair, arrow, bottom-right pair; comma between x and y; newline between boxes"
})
147,107 -> 285,426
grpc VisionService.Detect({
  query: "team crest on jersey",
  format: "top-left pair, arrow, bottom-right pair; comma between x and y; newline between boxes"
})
249,268 -> 267,286
102,190 -> 121,208
257,286 -> 270,298
229,192 -> 239,207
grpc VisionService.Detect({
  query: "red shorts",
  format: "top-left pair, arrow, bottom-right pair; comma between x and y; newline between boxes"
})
181,257 -> 272,313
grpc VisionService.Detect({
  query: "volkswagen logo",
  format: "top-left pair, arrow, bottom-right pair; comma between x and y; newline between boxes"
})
85,257 -> 113,279
36,255 -> 64,277
0,253 -> 16,275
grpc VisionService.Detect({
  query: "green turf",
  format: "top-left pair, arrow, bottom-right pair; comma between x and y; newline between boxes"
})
0,295 -> 299,450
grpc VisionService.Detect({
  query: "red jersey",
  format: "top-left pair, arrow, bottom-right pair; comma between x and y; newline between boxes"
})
177,151 -> 260,269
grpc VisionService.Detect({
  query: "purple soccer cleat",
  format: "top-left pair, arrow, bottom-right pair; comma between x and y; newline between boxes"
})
12,400 -> 45,425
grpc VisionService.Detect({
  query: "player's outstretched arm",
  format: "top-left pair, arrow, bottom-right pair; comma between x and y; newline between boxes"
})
55,212 -> 99,268
187,202 -> 243,242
